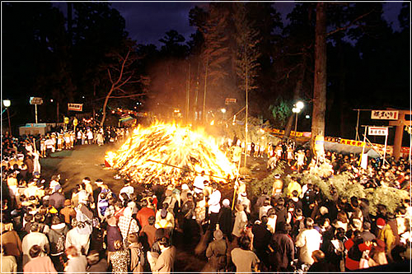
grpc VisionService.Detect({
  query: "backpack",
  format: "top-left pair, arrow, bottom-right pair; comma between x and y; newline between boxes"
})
55,231 -> 66,254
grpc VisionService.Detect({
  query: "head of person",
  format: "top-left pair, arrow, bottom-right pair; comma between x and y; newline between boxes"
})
66,246 -> 79,258
305,217 -> 314,229
29,245 -> 42,259
87,250 -> 100,265
148,215 -> 156,226
312,250 -> 325,263
376,218 -> 386,230
238,236 -> 251,250
128,232 -> 139,245
114,240 -> 123,251
158,237 -> 170,250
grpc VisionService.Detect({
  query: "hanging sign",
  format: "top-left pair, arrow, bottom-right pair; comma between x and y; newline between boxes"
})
225,98 -> 237,105
371,110 -> 398,120
368,126 -> 389,136
68,103 -> 83,112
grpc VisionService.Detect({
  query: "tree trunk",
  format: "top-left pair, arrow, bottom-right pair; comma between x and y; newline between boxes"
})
100,85 -> 114,126
311,2 -> 327,149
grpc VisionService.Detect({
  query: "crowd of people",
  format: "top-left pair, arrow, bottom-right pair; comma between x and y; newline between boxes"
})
1,126 -> 411,273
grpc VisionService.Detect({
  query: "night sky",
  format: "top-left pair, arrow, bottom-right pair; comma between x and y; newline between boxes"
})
57,0 -> 405,47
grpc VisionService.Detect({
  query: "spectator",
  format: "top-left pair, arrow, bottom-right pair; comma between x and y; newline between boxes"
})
86,250 -> 108,273
23,245 -> 56,274
204,228 -> 227,272
110,240 -> 130,274
295,217 -> 322,266
231,236 -> 260,273
269,222 -> 294,272
128,233 -> 145,273
21,222 -> 50,266
64,246 -> 87,274
151,237 -> 176,273
1,244 -> 18,274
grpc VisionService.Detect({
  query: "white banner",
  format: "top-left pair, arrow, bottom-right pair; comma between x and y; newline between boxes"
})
368,126 -> 388,136
371,110 -> 398,120
68,103 -> 83,112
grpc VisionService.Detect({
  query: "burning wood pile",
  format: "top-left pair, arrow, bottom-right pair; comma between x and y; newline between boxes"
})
105,122 -> 237,184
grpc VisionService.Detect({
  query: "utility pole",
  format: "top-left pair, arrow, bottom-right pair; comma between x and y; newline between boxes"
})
186,63 -> 191,125
203,56 -> 209,124
244,67 -> 249,167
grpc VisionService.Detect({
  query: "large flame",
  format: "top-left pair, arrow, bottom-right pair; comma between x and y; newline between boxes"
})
105,122 -> 237,184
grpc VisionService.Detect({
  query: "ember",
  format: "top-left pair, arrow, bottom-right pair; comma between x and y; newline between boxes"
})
105,122 -> 237,184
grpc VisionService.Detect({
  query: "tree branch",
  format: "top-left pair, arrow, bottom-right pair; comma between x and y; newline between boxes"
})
327,9 -> 375,37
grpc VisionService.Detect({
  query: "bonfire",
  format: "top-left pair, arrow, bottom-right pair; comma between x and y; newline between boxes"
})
105,122 -> 238,184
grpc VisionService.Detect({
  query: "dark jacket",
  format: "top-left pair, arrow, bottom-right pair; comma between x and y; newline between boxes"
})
47,223 -> 69,256
218,206 -> 233,239
107,225 -> 122,252
270,232 -> 295,271
49,192 -> 65,210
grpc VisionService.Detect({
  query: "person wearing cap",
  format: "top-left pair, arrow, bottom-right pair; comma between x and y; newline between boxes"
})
232,204 -> 248,244
218,199 -> 233,241
205,227 -> 227,272
120,180 -> 135,201
376,217 -> 395,259
180,183 -> 191,204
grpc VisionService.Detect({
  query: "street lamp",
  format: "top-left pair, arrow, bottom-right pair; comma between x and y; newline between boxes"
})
292,101 -> 304,145
3,99 -> 11,135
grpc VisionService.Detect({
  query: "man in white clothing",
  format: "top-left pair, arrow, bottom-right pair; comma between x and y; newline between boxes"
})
208,182 -> 221,230
22,222 -> 50,266
295,217 -> 322,266
193,171 -> 207,196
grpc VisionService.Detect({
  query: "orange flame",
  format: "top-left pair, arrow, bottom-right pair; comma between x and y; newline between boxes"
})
105,122 -> 237,184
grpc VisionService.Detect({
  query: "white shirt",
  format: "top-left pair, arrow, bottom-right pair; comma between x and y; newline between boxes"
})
208,189 -> 221,214
22,232 -> 49,258
193,175 -> 206,193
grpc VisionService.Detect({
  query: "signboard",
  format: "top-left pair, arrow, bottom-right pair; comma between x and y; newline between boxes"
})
29,97 -> 43,105
73,117 -> 78,126
340,139 -> 365,147
225,98 -> 237,105
68,103 -> 83,112
368,126 -> 388,136
371,110 -> 398,120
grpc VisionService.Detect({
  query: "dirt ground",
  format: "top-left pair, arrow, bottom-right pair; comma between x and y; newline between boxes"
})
40,143 -> 122,197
